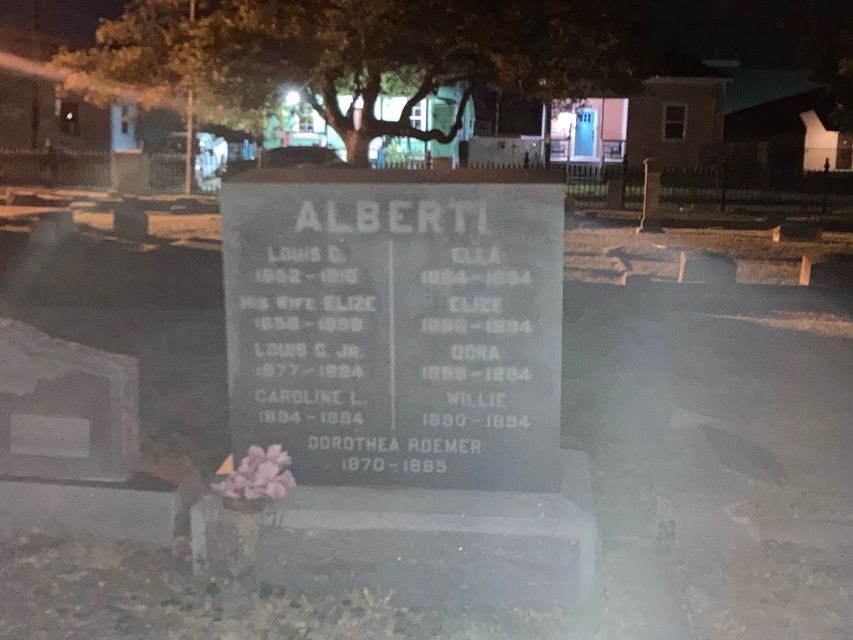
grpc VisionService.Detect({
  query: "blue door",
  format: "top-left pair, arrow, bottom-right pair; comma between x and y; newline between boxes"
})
574,109 -> 597,158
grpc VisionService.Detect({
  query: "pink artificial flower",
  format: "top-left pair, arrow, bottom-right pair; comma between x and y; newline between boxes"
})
255,461 -> 280,483
278,470 -> 297,489
247,445 -> 266,462
266,444 -> 292,466
211,445 -> 296,501
266,482 -> 286,499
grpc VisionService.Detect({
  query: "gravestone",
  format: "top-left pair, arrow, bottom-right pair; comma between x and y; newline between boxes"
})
0,319 -> 204,541
194,169 -> 596,606
637,158 -> 664,233
222,170 -> 565,491
0,319 -> 138,481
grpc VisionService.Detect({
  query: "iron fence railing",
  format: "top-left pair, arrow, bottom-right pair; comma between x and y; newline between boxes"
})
0,147 -> 111,188
2,144 -> 852,213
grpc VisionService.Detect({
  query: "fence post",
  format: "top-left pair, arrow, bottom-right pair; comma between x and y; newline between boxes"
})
621,154 -> 628,207
822,157 -> 830,214
719,157 -> 728,213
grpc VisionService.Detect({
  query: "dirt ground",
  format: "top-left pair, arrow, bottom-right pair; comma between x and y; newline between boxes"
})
2,208 -> 853,638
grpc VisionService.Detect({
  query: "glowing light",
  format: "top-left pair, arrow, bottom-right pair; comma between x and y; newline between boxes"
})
285,90 -> 301,106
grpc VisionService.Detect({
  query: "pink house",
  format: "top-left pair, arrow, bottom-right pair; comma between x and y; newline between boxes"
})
550,74 -> 729,168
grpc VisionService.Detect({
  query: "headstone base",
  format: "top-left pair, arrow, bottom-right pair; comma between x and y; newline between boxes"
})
192,449 -> 596,608
0,464 -> 203,542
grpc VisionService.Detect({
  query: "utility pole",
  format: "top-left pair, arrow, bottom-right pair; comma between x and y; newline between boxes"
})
30,0 -> 41,149
184,0 -> 196,195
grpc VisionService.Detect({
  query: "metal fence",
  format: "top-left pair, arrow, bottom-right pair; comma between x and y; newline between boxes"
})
0,148 -> 111,188
3,145 -> 852,213
376,159 -> 853,214
149,153 -> 186,192
0,148 -> 189,192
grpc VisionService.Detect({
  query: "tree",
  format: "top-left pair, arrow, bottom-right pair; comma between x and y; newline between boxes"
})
796,3 -> 853,129
56,0 -> 647,166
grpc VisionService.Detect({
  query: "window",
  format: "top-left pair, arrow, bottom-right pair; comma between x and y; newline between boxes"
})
297,103 -> 315,132
59,101 -> 80,135
120,105 -> 130,135
663,104 -> 687,141
409,102 -> 425,131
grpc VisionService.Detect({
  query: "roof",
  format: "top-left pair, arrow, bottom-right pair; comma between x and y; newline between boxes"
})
648,45 -> 731,80
724,88 -> 836,141
722,68 -> 823,113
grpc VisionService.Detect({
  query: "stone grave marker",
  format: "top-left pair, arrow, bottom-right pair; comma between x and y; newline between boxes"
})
221,169 -> 565,491
772,222 -> 822,243
0,319 -> 138,481
193,169 -> 597,607
0,319 -> 204,541
800,253 -> 853,289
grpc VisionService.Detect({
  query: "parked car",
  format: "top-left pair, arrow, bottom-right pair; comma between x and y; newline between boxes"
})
223,146 -> 345,178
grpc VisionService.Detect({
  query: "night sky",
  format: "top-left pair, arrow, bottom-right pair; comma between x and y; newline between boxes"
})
0,0 -> 845,68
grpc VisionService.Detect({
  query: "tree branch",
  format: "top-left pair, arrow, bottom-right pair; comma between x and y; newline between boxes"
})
317,79 -> 352,132
397,73 -> 436,128
374,84 -> 475,144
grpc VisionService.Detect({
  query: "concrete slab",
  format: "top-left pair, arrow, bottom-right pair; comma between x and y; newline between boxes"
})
192,449 -> 596,608
772,222 -> 821,243
0,465 -> 204,542
677,251 -> 737,285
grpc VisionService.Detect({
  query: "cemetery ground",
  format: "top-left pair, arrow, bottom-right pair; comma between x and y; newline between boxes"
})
2,205 -> 853,638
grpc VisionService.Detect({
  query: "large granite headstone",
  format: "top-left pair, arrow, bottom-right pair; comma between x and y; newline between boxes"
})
0,319 -> 138,482
199,169 -> 596,606
221,169 -> 564,492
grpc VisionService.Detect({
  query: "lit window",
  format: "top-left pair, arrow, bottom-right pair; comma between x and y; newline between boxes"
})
663,104 -> 687,140
297,103 -> 314,132
410,102 -> 424,131
59,101 -> 80,135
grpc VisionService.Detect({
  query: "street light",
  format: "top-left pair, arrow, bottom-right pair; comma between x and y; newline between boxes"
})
285,90 -> 301,107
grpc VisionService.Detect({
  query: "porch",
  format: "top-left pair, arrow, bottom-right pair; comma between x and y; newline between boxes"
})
550,98 -> 628,164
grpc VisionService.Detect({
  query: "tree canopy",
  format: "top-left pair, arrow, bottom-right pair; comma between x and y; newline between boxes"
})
56,0 -> 647,164
797,4 -> 853,129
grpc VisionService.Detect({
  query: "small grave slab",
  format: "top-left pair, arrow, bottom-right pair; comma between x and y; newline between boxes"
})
700,424 -> 788,486
0,319 -> 138,482
800,253 -> 853,289
677,251 -> 737,285
772,222 -> 822,243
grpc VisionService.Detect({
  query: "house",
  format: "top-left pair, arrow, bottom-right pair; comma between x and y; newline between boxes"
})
724,88 -> 833,176
549,56 -> 729,168
724,87 -> 852,174
0,24 -> 136,151
262,84 -> 475,166
800,107 -> 853,172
